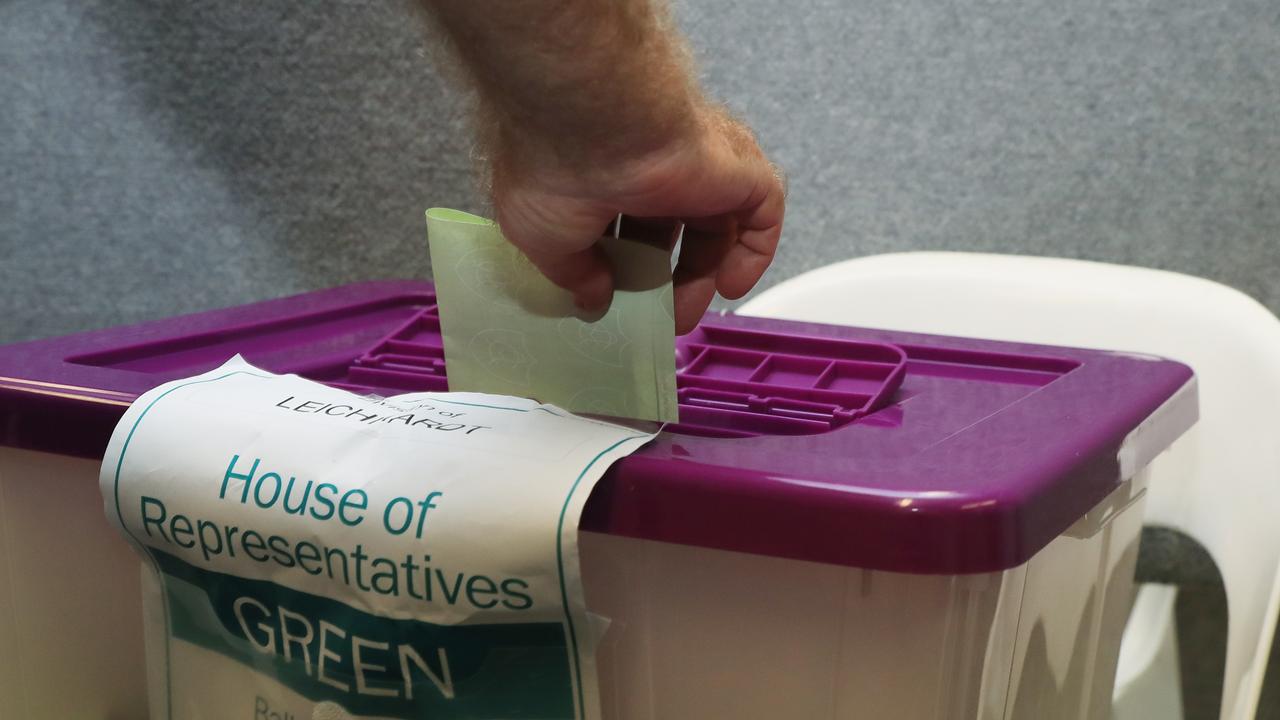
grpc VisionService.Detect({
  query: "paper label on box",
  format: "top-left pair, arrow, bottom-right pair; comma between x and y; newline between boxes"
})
100,356 -> 653,720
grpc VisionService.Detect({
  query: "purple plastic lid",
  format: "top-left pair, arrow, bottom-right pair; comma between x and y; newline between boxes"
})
0,281 -> 1196,574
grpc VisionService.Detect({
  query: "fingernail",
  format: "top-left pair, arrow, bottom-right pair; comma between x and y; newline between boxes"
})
573,294 -> 609,322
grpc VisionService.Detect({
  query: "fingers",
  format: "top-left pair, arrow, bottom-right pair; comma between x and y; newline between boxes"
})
672,223 -> 733,334
490,105 -> 786,330
494,191 -> 616,312
663,154 -> 784,306
709,120 -> 785,299
631,115 -> 785,302
718,165 -> 784,300
521,243 -> 615,312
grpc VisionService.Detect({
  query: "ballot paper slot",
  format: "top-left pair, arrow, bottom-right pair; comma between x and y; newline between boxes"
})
380,338 -> 443,355
678,371 -> 882,410
674,403 -> 830,437
313,305 -> 913,437
362,352 -> 442,370
346,365 -> 448,392
670,384 -> 867,436
376,307 -> 443,348
59,291 -> 914,437
186,296 -> 912,436
677,387 -> 847,417
674,387 -> 852,437
332,303 -> 450,393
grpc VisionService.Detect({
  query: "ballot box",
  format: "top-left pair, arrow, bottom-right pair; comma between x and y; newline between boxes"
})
0,280 -> 1195,719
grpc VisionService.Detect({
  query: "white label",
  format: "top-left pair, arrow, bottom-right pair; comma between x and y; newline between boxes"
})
101,357 -> 654,720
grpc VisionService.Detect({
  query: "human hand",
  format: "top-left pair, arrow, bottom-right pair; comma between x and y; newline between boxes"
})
489,103 -> 785,335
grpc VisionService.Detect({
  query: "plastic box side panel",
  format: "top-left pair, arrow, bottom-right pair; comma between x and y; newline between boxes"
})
1003,470 -> 1149,720
0,448 -> 148,719
829,564 -> 1016,719
0,455 -> 25,718
1090,476 -> 1148,719
581,531 -> 845,718
580,533 -> 1024,720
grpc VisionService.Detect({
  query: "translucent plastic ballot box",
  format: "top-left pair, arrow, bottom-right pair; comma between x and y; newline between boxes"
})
0,281 -> 1196,720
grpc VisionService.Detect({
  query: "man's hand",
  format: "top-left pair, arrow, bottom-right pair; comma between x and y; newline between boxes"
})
493,104 -> 784,334
422,0 -> 784,334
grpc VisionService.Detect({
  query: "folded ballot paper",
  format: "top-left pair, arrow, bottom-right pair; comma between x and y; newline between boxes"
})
101,356 -> 656,720
425,208 -> 679,424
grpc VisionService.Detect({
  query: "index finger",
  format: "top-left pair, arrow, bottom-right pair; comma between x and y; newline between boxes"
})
716,162 -> 785,300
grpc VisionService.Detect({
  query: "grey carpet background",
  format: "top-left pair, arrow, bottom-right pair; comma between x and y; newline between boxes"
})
1,1 -> 1278,716
2,0 -> 1277,345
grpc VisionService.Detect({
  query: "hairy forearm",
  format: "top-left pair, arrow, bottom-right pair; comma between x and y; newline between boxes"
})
421,0 -> 704,169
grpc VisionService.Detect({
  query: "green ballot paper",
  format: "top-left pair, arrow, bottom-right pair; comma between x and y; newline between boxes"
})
426,208 -> 679,423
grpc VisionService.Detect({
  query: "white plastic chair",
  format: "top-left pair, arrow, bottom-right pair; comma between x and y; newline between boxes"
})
738,252 -> 1280,720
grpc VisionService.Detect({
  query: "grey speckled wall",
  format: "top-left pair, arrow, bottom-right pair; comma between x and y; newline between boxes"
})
2,0 -> 1277,345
